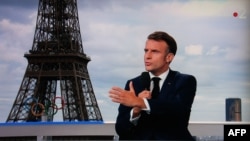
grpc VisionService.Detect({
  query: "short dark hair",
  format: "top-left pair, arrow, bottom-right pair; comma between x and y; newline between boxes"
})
147,31 -> 177,55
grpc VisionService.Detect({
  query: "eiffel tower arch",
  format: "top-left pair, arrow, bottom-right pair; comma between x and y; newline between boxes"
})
6,0 -> 103,122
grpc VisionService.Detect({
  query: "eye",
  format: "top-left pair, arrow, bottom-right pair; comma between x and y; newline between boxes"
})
152,49 -> 160,53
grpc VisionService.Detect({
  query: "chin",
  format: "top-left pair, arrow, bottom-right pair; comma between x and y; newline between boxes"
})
145,68 -> 152,72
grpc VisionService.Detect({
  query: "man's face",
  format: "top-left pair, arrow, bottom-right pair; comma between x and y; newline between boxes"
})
144,39 -> 172,76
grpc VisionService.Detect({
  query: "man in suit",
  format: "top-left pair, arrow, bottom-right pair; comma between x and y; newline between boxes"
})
109,31 -> 197,140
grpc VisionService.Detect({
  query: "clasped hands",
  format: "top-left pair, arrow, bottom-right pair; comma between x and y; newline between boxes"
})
108,81 -> 151,109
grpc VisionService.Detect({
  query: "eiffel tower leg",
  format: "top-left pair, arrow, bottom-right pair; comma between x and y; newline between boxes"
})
6,75 -> 57,122
60,64 -> 102,121
6,76 -> 38,122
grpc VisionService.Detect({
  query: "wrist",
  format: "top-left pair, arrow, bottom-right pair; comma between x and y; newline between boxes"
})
132,107 -> 141,117
135,97 -> 146,109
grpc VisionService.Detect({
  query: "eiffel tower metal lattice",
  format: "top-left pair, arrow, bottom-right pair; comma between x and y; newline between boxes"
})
6,0 -> 103,122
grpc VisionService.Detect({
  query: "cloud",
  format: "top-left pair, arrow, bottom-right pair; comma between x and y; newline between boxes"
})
0,0 -> 38,9
206,46 -> 221,55
0,19 -> 34,64
185,44 -> 203,55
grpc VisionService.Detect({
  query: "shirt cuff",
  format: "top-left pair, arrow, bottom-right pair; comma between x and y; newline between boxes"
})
129,98 -> 151,125
130,109 -> 140,125
142,98 -> 150,114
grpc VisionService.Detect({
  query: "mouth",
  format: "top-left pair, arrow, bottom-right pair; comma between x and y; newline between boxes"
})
145,62 -> 151,66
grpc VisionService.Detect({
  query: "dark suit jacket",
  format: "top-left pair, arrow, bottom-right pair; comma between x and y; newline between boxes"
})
115,69 -> 197,140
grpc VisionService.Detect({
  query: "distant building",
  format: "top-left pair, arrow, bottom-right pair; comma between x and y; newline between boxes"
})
225,98 -> 241,121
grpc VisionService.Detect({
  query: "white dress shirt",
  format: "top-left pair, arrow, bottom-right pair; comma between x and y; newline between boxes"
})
130,69 -> 169,125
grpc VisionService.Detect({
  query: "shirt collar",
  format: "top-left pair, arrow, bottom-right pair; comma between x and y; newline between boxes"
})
149,69 -> 169,80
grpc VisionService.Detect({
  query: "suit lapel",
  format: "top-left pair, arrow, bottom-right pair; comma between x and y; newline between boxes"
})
160,69 -> 178,95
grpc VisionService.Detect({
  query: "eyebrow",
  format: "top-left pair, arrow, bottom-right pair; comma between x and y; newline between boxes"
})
144,48 -> 160,52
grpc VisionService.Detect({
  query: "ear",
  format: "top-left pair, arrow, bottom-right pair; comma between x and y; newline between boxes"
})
165,53 -> 175,63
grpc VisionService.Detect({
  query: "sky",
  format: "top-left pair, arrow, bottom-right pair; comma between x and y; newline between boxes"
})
0,0 -> 249,123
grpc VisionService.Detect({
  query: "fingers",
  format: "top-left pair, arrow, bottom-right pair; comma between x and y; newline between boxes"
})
109,94 -> 120,103
138,90 -> 151,99
108,83 -> 137,106
109,92 -> 120,103
108,86 -> 123,103
110,86 -> 123,92
129,81 -> 135,93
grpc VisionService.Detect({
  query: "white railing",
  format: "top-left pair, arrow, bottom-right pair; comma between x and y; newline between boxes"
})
0,121 -> 249,140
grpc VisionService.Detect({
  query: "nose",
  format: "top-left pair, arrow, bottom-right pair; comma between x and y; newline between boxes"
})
144,51 -> 151,59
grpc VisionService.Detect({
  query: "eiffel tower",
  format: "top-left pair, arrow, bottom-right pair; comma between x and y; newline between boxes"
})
6,0 -> 103,122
